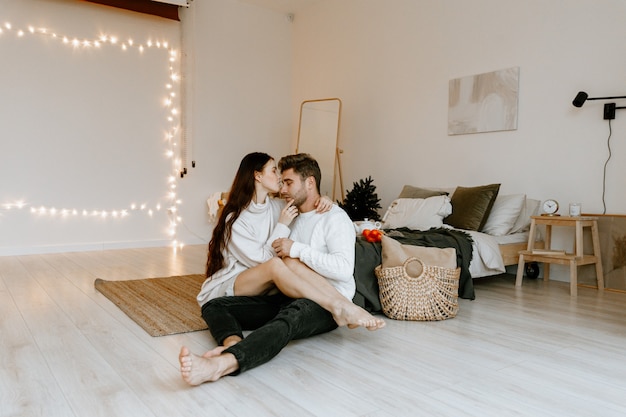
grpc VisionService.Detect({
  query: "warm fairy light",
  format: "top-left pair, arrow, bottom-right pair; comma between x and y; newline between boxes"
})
1,21 -> 184,250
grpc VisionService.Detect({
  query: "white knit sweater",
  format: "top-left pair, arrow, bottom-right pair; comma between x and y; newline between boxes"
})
288,205 -> 356,300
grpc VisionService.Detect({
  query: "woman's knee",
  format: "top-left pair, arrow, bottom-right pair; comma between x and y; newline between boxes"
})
266,256 -> 288,275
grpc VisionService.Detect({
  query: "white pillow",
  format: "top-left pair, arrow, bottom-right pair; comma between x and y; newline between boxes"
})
509,198 -> 541,234
481,194 -> 526,236
382,195 -> 452,230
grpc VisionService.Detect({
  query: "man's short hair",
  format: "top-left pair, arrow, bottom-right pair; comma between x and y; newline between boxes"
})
278,153 -> 321,193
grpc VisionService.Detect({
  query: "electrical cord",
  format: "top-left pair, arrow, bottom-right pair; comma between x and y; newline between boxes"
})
179,218 -> 211,244
601,119 -> 613,214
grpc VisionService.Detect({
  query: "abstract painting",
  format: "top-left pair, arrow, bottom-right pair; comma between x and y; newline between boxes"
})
448,67 -> 519,135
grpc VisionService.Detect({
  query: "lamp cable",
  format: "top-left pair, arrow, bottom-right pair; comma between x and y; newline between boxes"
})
601,119 -> 613,215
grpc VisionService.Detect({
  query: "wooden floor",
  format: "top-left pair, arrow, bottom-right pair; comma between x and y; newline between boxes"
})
2,245 -> 626,417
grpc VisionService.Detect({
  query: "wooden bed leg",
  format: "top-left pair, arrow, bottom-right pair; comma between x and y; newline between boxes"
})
515,253 -> 525,287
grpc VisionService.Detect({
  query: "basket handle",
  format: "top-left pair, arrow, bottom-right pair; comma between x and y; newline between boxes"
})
403,256 -> 425,279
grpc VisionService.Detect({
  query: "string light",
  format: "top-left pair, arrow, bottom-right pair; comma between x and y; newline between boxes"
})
0,20 -> 184,250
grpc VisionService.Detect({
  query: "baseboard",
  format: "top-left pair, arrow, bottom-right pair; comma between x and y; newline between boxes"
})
0,239 -> 175,257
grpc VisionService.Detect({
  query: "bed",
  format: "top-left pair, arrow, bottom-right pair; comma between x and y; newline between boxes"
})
351,184 -> 543,312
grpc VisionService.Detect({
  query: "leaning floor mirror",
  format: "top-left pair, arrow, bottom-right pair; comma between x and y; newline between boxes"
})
296,98 -> 344,201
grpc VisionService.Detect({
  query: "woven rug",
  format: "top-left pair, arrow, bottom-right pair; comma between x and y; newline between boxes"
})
94,274 -> 208,337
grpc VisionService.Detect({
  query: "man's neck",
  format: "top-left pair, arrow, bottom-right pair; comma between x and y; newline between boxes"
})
298,193 -> 321,213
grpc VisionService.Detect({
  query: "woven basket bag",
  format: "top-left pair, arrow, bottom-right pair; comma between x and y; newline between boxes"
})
375,257 -> 460,321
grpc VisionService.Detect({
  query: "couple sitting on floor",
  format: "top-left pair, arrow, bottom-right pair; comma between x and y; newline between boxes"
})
179,152 -> 385,385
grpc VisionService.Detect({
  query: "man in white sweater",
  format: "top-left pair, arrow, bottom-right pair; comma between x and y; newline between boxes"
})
179,154 -> 384,385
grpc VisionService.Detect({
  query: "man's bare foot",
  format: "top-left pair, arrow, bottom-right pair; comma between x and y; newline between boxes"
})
201,345 -> 228,358
179,346 -> 238,386
332,302 -> 386,331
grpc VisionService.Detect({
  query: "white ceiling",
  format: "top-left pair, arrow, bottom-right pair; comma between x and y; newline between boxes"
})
236,0 -> 320,15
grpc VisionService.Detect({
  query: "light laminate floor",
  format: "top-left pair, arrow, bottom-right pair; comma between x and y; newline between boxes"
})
1,245 -> 626,417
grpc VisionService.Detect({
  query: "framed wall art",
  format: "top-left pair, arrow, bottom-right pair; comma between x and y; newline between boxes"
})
448,67 -> 520,135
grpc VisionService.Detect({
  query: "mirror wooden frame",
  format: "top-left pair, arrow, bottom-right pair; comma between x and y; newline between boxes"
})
296,98 -> 344,201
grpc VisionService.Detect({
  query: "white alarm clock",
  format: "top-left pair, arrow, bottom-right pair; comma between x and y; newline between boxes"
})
542,199 -> 560,216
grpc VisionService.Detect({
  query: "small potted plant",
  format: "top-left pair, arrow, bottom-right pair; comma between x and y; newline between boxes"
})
338,176 -> 382,221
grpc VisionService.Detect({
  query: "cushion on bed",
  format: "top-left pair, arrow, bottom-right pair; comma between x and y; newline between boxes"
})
509,197 -> 541,234
398,185 -> 449,199
382,196 -> 452,230
481,194 -> 526,236
444,184 -> 501,231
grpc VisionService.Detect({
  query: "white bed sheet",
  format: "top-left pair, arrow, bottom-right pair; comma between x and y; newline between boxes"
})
445,227 -> 535,278
464,229 -> 506,278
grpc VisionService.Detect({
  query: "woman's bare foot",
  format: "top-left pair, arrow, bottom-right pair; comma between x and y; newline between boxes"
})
332,302 -> 386,331
179,346 -> 239,386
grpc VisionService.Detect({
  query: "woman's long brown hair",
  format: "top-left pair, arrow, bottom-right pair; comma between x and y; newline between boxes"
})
206,152 -> 273,278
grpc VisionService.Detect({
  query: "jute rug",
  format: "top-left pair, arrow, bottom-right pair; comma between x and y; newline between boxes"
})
94,274 -> 208,337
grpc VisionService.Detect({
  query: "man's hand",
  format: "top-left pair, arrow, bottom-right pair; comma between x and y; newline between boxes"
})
272,237 -> 294,258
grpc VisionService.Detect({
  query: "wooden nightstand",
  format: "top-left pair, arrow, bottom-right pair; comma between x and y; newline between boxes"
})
515,215 -> 604,296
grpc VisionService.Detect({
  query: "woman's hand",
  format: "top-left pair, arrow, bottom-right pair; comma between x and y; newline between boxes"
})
314,195 -> 334,213
278,199 -> 299,226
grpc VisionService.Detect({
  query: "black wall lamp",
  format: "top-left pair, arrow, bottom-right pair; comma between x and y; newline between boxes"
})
572,91 -> 626,119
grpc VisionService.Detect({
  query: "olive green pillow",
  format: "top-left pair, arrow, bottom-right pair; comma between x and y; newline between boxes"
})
398,185 -> 448,199
444,184 -> 501,231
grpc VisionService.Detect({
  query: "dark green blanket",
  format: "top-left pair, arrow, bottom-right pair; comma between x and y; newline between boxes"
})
352,227 -> 475,313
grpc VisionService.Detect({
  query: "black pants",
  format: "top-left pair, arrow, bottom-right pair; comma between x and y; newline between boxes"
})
201,294 -> 338,375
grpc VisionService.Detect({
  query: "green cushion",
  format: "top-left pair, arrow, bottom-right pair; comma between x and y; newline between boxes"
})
398,185 -> 448,199
444,184 -> 501,231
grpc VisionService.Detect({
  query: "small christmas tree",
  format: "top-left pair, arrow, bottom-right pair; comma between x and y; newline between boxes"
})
338,176 -> 382,221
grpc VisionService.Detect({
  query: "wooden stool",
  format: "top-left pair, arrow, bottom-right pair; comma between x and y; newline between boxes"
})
515,216 -> 604,296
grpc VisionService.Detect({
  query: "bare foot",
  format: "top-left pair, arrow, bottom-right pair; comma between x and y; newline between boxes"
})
179,346 -> 238,386
333,303 -> 386,331
202,345 -> 228,358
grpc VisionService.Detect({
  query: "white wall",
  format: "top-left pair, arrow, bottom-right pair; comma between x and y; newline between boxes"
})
176,0 -> 293,246
292,0 -> 626,280
293,0 -> 626,210
0,0 -> 293,255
